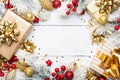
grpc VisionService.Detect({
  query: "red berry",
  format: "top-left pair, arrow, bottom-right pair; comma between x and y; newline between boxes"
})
98,76 -> 106,80
72,0 -> 77,6
8,4 -> 13,8
4,63 -> 9,68
0,71 -> 4,77
59,74 -> 65,79
66,11 -> 70,15
114,25 -> 119,30
8,59 -> 14,64
45,78 -> 49,80
117,18 -> 120,23
80,10 -> 85,15
61,65 -> 66,71
52,72 -> 56,77
72,7 -> 76,12
11,64 -> 16,69
67,4 -> 72,8
74,3 -> 78,7
12,56 -> 18,62
53,0 -> 61,9
46,59 -> 52,66
65,70 -> 74,80
55,68 -> 59,73
56,75 -> 61,80
33,16 -> 39,23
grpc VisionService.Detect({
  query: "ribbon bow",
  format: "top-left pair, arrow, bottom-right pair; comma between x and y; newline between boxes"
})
95,0 -> 120,14
0,21 -> 20,46
96,48 -> 120,79
21,40 -> 35,53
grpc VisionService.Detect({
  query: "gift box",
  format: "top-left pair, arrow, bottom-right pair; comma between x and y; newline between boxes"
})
90,41 -> 120,79
86,0 -> 108,25
0,10 -> 32,60
87,0 -> 120,25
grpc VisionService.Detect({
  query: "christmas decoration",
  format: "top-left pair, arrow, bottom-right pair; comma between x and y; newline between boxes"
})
21,40 -> 35,53
60,0 -> 90,17
23,67 -> 34,77
87,0 -> 120,25
65,70 -> 74,80
46,59 -> 52,66
4,0 -> 13,9
16,61 -> 28,71
5,70 -> 16,80
24,12 -> 35,22
0,10 -> 32,60
0,21 -> 20,46
98,76 -> 106,80
40,0 -> 54,10
90,40 -> 120,79
53,0 -> 61,9
33,16 -> 39,23
61,65 -> 66,71
85,70 -> 97,80
88,19 -> 109,43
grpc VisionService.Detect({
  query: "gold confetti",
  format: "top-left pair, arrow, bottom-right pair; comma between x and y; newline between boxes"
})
21,40 -> 35,53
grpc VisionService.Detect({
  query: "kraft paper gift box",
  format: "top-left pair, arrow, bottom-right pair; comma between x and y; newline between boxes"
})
0,10 -> 32,60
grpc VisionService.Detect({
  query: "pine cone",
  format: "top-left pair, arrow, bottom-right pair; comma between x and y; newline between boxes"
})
40,0 -> 54,10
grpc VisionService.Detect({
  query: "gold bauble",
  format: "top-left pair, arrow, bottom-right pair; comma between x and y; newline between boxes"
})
24,12 -> 35,22
16,61 -> 28,71
97,13 -> 108,25
24,67 -> 34,77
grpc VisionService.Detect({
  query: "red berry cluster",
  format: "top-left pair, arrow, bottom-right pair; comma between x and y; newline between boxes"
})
53,0 -> 61,9
33,16 -> 39,23
66,0 -> 78,15
114,18 -> 120,30
51,65 -> 74,80
4,0 -> 13,9
0,55 -> 18,77
46,59 -> 52,66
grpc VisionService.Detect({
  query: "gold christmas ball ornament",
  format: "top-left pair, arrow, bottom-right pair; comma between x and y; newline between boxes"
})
24,67 -> 34,77
24,12 -> 35,22
97,13 -> 108,25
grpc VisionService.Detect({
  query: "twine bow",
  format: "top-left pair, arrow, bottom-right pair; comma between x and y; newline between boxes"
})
0,21 -> 20,46
95,0 -> 120,14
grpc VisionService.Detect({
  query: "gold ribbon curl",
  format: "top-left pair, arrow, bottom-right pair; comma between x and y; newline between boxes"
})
95,0 -> 120,14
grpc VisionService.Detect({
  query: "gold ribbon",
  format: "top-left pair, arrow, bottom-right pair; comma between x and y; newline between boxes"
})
95,0 -> 120,14
96,48 -> 120,79
0,21 -> 20,46
21,40 -> 35,53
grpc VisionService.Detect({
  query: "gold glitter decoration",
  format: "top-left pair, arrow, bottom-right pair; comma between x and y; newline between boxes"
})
92,33 -> 105,43
21,40 -> 35,53
0,21 -> 20,46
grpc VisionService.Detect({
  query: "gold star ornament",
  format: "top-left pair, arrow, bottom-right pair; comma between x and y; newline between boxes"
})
0,21 -> 20,46
21,40 -> 35,53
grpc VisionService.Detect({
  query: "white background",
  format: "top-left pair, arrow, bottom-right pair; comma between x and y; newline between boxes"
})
25,10 -> 97,56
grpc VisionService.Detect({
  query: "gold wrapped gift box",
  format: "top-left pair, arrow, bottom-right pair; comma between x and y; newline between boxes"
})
0,10 -> 32,60
90,41 -> 120,79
